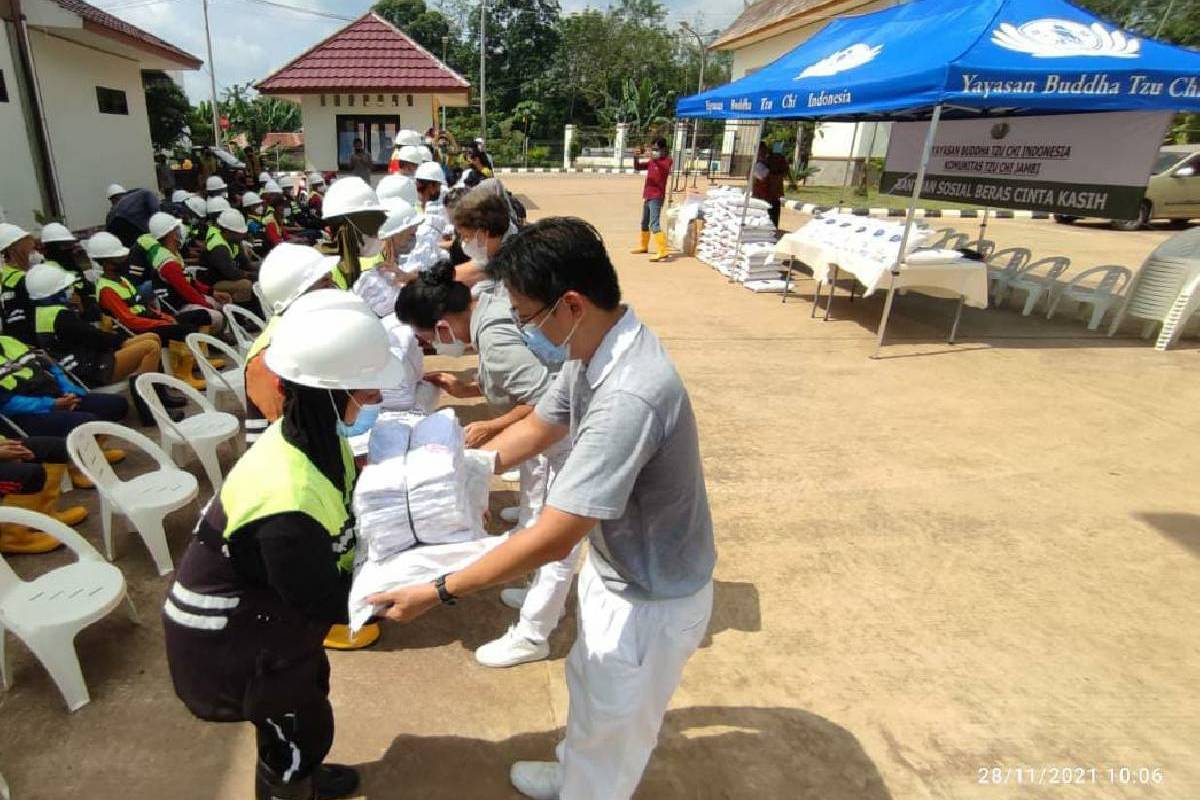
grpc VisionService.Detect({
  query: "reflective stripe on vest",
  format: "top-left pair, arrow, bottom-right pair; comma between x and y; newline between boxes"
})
95,276 -> 146,314
0,336 -> 40,390
34,304 -> 66,335
219,421 -> 357,573
206,226 -> 234,258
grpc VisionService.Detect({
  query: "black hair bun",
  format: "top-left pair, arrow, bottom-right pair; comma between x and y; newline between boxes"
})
426,262 -> 456,286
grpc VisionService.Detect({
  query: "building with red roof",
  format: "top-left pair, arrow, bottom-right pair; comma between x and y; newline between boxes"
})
257,12 -> 469,176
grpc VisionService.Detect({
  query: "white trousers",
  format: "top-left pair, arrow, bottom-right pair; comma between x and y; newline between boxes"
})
555,557 -> 713,800
514,440 -> 581,643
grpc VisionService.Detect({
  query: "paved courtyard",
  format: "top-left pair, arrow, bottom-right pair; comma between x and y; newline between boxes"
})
1,175 -> 1197,799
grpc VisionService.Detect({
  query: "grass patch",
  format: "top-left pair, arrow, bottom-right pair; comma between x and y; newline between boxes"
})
785,186 -> 978,211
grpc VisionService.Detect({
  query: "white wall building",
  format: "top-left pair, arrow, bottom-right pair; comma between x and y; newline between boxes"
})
257,12 -> 469,179
0,0 -> 200,231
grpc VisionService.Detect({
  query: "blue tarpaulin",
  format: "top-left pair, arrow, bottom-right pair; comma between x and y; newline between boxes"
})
676,0 -> 1200,121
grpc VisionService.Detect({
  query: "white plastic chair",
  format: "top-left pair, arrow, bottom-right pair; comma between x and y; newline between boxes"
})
1107,256 -> 1200,339
223,303 -> 266,356
0,507 -> 137,712
186,333 -> 246,412
1046,265 -> 1133,330
252,282 -> 274,320
1002,256 -> 1071,315
986,247 -> 1033,303
135,373 -> 241,492
66,422 -> 199,576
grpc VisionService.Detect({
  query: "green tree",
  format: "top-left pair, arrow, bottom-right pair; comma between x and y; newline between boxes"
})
189,100 -> 214,148
375,0 -> 458,60
221,84 -> 301,148
142,70 -> 191,150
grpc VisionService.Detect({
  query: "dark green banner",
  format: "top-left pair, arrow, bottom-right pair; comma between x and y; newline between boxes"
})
880,172 -> 1148,219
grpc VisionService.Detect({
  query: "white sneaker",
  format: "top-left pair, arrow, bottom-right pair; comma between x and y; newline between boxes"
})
510,761 -> 562,800
501,468 -> 520,482
476,626 -> 549,668
500,587 -> 528,609
500,506 -> 520,524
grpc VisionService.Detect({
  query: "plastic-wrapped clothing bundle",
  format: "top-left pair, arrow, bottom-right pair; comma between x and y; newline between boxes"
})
695,187 -> 777,280
379,313 -> 427,411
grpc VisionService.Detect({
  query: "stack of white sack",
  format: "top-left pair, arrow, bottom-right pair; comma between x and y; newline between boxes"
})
348,446 -> 502,631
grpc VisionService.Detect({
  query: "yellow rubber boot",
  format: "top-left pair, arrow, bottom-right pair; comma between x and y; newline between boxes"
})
0,523 -> 62,554
630,231 -> 650,255
196,327 -> 227,370
103,449 -> 126,465
649,231 -> 670,262
324,623 -> 380,651
3,464 -> 88,527
69,466 -> 94,489
169,340 -> 206,391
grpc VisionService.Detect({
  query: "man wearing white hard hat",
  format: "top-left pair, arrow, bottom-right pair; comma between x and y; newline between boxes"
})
170,189 -> 193,206
105,184 -> 127,207
259,181 -> 291,250
376,174 -> 420,208
322,177 -> 386,291
200,209 -> 257,307
36,224 -> 102,321
164,290 -> 402,800
405,163 -> 452,274
205,174 -> 228,199
145,211 -> 229,331
303,172 -> 327,216
258,171 -> 272,187
240,190 -> 266,239
0,223 -> 36,340
393,145 -> 423,178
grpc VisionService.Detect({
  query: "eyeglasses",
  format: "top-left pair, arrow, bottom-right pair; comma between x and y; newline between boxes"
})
511,296 -> 562,333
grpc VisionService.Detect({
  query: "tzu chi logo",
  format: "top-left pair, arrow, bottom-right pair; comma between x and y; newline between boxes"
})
991,18 -> 1141,58
796,43 -> 882,79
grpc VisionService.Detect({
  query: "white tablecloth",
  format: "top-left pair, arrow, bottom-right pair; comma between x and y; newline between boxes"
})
773,233 -> 989,309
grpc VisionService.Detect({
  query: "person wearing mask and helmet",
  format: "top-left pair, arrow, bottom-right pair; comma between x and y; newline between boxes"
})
26,261 -> 172,425
322,177 -> 386,291
393,146 -> 424,178
181,194 -> 210,256
396,259 -> 579,670
205,174 -> 229,200
87,232 -> 208,390
404,162 -> 450,274
201,209 -> 258,308
241,190 -> 266,239
163,290 -> 404,800
259,182 -> 291,249
352,200 -> 424,318
0,223 -> 38,341
36,223 -> 101,322
631,137 -> 673,263
145,212 -> 230,332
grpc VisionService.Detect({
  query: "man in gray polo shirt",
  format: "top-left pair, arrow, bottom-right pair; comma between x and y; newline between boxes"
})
368,217 -> 716,800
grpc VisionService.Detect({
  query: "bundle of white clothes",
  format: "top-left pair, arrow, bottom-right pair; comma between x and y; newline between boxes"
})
353,263 -> 420,318
696,187 -> 776,280
407,198 -> 451,272
379,313 -> 437,414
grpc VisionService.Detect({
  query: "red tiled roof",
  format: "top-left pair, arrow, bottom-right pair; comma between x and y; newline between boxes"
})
51,0 -> 202,68
261,132 -> 304,150
257,12 -> 470,95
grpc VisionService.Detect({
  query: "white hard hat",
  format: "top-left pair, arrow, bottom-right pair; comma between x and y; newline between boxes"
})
307,171 -> 326,187
395,130 -> 424,148
105,183 -> 127,200
37,222 -> 76,244
265,290 -> 405,390
414,162 -> 446,184
0,223 -> 31,252
149,212 -> 183,240
25,262 -> 76,300
206,175 -> 227,192
241,191 -> 263,209
206,197 -> 231,216
86,231 -> 130,260
258,171 -> 271,184
278,175 -> 296,190
418,146 -> 433,163
322,177 -> 383,219
184,196 -> 208,218
217,209 -> 248,234
397,145 -> 424,165
378,200 -> 425,239
376,174 -> 420,207
171,189 -> 193,204
258,243 -> 338,314
263,180 -> 283,195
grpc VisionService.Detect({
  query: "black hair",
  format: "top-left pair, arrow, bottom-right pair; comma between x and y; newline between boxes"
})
43,242 -> 83,271
393,261 -> 471,329
489,217 -> 620,310
654,137 -> 668,151
280,380 -> 351,492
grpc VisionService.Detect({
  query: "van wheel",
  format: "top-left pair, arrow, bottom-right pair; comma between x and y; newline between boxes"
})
1053,214 -> 1078,224
1111,201 -> 1151,231
1168,218 -> 1191,229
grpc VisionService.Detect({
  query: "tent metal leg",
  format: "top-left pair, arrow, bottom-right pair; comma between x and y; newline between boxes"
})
782,257 -> 793,303
873,279 -> 899,358
948,296 -> 965,344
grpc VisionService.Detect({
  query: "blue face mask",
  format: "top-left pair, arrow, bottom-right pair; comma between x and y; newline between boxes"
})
334,394 -> 382,438
523,326 -> 568,367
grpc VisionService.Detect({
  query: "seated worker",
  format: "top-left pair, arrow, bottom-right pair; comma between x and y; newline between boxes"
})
145,212 -> 229,332
205,175 -> 228,200
259,181 -> 290,249
0,333 -> 129,436
305,172 -> 326,215
86,232 -> 208,390
26,262 -> 177,424
0,435 -> 90,554
450,182 -> 518,294
200,209 -> 257,307
394,263 -> 578,667
181,195 -> 210,258
36,223 -> 101,323
0,223 -> 36,341
353,201 -> 424,317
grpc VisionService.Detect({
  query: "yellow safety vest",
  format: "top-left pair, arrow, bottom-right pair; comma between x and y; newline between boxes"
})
331,264 -> 349,290
95,275 -> 146,315
34,304 -> 66,336
245,315 -> 280,362
219,420 -> 357,573
359,253 -> 384,272
0,335 -> 40,391
1,265 -> 25,290
206,226 -> 234,258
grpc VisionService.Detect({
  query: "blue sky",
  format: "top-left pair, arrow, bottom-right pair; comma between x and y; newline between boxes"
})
99,0 -> 744,103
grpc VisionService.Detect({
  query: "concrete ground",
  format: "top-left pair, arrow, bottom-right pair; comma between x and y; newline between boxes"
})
1,175 -> 1197,800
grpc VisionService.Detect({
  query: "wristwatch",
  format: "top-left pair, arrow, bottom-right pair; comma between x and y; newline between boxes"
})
434,573 -> 458,606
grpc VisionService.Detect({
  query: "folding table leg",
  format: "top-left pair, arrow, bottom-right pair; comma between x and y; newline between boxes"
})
782,258 -> 793,304
824,265 -> 839,321
810,282 -> 823,318
948,295 -> 965,344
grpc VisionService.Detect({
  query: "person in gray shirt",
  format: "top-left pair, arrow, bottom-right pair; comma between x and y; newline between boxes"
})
370,217 -> 716,800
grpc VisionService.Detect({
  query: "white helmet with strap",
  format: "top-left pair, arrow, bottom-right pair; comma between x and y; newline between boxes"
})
257,243 -> 337,314
25,262 -> 77,300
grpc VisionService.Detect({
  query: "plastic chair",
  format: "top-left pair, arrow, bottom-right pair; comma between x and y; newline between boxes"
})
986,247 -> 1033,303
0,507 -> 137,712
1107,256 -> 1200,339
223,304 -> 266,356
1046,265 -> 1133,330
1002,256 -> 1071,315
135,373 -> 241,492
66,422 -> 199,576
186,333 -> 246,412
252,282 -> 274,320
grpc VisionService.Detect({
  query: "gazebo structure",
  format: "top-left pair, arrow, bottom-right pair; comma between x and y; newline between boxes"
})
257,12 -> 469,177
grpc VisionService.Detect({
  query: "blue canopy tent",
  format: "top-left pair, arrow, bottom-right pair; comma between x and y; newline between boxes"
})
674,0 -> 1200,354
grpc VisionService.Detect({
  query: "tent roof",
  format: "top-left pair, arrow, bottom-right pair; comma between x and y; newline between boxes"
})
677,0 -> 1200,121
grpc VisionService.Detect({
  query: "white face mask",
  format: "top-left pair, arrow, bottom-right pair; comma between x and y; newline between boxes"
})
432,321 -> 466,358
361,236 -> 382,258
29,252 -> 45,266
462,235 -> 490,267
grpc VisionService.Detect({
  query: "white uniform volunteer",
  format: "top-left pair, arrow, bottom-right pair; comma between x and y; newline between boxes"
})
369,217 -> 716,800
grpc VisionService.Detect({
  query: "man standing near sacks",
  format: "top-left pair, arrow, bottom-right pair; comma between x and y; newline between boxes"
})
368,216 -> 716,800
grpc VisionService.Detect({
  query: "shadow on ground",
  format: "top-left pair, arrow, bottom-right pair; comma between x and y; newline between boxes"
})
356,704 -> 891,799
1135,512 -> 1200,558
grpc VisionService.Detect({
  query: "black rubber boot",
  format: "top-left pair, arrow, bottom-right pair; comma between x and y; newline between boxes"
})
315,765 -> 360,800
255,761 -> 315,800
155,384 -> 188,408
129,376 -> 156,426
